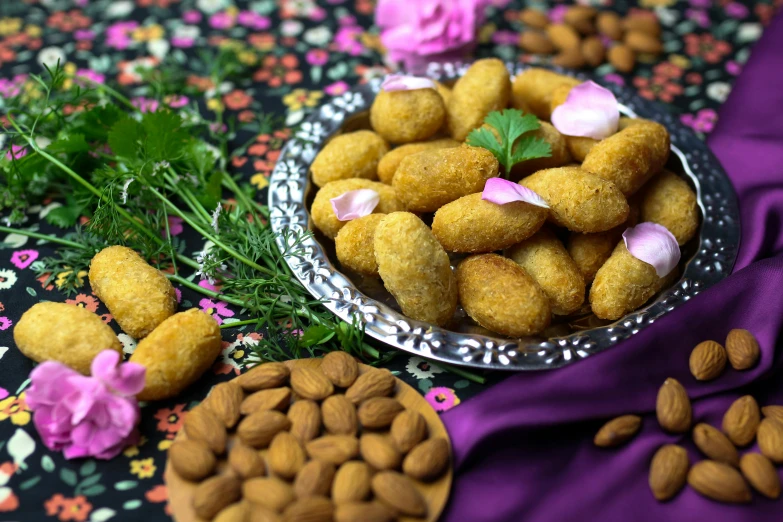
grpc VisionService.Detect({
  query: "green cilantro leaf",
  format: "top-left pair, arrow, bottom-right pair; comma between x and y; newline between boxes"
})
108,117 -> 144,160
466,109 -> 552,176
48,134 -> 89,154
75,105 -> 123,142
45,204 -> 82,228
142,110 -> 189,162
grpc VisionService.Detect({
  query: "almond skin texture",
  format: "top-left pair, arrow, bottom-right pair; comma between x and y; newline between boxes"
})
723,395 -> 761,446
597,12 -> 623,40
332,461 -> 372,504
692,423 -> 739,467
193,475 -> 242,520
289,400 -> 322,443
581,36 -> 605,67
306,435 -> 360,465
168,440 -> 217,481
740,453 -> 781,499
520,9 -> 549,29
360,434 -> 402,471
237,410 -> 292,449
552,48 -> 586,69
725,329 -> 760,370
320,352 -> 359,388
290,367 -> 334,401
236,362 -> 290,391
757,418 -> 783,463
345,370 -> 396,404
593,415 -> 642,447
623,14 -> 662,37
656,378 -> 692,433
204,382 -> 244,428
687,460 -> 751,503
240,387 -> 292,415
403,437 -> 450,481
294,460 -> 336,499
547,24 -> 580,50
520,31 -> 555,54
268,431 -> 306,479
357,397 -> 405,429
228,442 -> 266,479
213,502 -> 249,522
762,405 -> 783,424
608,45 -> 635,73
689,341 -> 728,381
648,444 -> 689,501
624,31 -> 663,54
282,497 -> 333,522
243,477 -> 295,512
372,471 -> 427,517
322,395 -> 358,435
183,406 -> 227,454
334,502 -> 395,522
390,410 -> 428,453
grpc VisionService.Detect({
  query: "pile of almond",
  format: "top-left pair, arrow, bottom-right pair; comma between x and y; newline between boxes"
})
519,6 -> 663,72
167,352 -> 450,522
594,329 -> 783,504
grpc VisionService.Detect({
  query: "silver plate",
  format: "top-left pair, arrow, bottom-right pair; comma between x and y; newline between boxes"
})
268,63 -> 740,371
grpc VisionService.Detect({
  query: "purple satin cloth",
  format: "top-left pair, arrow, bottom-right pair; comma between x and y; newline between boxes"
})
442,12 -> 783,522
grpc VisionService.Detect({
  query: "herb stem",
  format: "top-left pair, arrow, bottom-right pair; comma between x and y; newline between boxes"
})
436,363 -> 486,385
0,226 -> 88,250
219,319 -> 260,329
167,274 -> 246,309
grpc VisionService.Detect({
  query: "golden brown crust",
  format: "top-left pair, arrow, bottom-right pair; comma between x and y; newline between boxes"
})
310,131 -> 389,187
335,214 -> 386,276
507,228 -> 585,315
510,122 -> 572,179
447,58 -> 511,141
456,254 -> 551,337
566,136 -> 598,162
311,179 -> 405,239
567,227 -> 625,283
511,68 -> 581,120
640,170 -> 699,245
89,245 -> 177,339
377,139 -> 460,185
434,81 -> 452,106
373,212 -> 458,326
432,193 -> 547,253
14,302 -> 122,375
370,89 -> 446,144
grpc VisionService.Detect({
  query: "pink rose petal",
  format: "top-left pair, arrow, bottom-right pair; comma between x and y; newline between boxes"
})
551,81 -> 620,140
481,177 -> 549,208
330,189 -> 380,221
381,74 -> 437,92
623,222 -> 681,277
91,349 -> 146,397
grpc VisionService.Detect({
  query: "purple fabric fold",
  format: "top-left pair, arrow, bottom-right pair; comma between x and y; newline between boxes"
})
442,12 -> 783,522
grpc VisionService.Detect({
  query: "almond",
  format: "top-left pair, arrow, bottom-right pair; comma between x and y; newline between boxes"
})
762,405 -> 783,424
345,370 -> 395,404
236,362 -> 290,391
552,48 -> 586,69
624,30 -> 662,54
520,8 -> 550,29
722,395 -> 760,446
357,397 -> 404,429
594,415 -> 641,447
608,44 -> 635,72
184,406 -> 227,454
597,12 -> 623,40
648,444 -> 689,501
334,502 -> 395,522
282,497 -> 333,522
656,378 -> 692,433
168,439 -> 217,481
290,367 -> 334,401
403,437 -> 450,481
757,417 -> 783,463
228,442 -> 266,479
581,36 -> 605,67
372,471 -> 427,517
390,410 -> 428,454
564,5 -> 597,23
687,460 -> 751,503
322,395 -> 358,435
213,502 -> 248,522
204,382 -> 244,428
623,14 -> 662,37
520,31 -> 555,55
237,409 -> 292,448
289,399 -> 322,443
725,329 -> 760,370
193,475 -> 242,519
294,460 -> 336,499
244,477 -> 295,512
360,433 -> 402,471
321,352 -> 359,388
692,423 -> 739,467
246,504 -> 281,522
740,453 -> 781,499
240,387 -> 292,415
547,24 -> 581,50
689,341 -> 727,381
306,435 -> 360,465
269,431 -> 306,479
332,461 -> 372,504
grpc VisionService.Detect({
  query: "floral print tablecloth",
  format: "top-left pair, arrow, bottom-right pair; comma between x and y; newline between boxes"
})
0,0 -> 779,520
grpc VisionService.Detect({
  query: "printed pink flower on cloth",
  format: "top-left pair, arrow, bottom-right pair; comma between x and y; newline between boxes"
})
26,350 -> 145,460
623,222 -> 681,277
551,81 -> 620,140
330,189 -> 380,221
481,177 -> 549,208
381,74 -> 436,92
5,145 -> 27,161
376,0 -> 495,73
199,298 -> 234,325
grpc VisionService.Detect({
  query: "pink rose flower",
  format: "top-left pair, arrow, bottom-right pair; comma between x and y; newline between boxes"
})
376,0 -> 494,73
26,350 -> 145,460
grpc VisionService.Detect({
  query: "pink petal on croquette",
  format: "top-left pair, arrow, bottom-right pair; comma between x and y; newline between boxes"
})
623,222 -> 681,277
481,177 -> 549,208
551,81 -> 620,140
381,74 -> 437,92
330,189 -> 380,221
